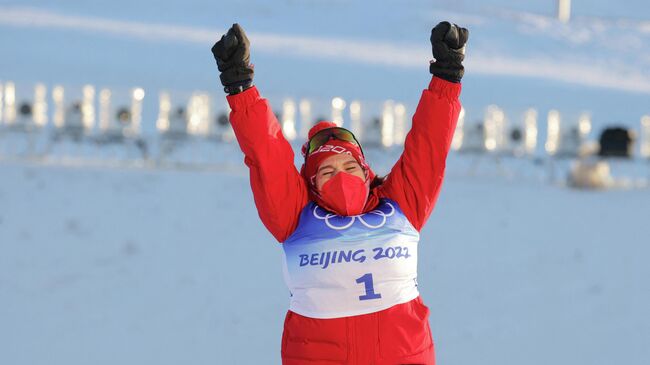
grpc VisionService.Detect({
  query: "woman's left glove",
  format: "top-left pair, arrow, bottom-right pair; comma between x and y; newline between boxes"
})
429,21 -> 469,83
211,23 -> 254,95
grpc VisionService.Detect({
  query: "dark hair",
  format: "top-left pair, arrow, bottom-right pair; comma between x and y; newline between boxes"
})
370,175 -> 387,189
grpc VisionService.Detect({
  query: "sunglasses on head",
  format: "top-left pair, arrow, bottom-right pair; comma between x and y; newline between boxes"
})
305,127 -> 364,158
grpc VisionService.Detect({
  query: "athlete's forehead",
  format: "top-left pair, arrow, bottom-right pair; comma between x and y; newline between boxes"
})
321,153 -> 357,165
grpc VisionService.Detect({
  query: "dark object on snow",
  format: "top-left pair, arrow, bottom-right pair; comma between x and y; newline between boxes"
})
598,127 -> 634,158
116,107 -> 131,124
216,112 -> 230,127
510,128 -> 522,142
71,102 -> 82,113
174,106 -> 186,119
19,102 -> 32,116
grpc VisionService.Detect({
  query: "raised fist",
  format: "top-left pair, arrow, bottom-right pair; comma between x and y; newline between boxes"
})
429,21 -> 469,83
211,23 -> 254,94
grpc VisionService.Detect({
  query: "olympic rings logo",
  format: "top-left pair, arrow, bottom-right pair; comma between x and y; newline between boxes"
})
312,202 -> 396,230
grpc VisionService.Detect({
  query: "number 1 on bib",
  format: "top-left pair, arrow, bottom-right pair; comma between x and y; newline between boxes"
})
356,273 -> 382,300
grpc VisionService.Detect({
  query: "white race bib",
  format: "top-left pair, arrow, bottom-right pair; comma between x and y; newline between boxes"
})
282,199 -> 420,319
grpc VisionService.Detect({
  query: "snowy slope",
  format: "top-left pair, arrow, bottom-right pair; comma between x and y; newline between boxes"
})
1,149 -> 648,365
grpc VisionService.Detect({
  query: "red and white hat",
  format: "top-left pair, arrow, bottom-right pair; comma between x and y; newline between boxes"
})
300,121 -> 374,189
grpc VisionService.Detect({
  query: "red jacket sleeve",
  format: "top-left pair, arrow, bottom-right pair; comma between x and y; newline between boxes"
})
376,76 -> 462,231
227,86 -> 308,242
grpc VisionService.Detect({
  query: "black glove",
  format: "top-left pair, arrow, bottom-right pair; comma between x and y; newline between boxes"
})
429,21 -> 469,83
211,23 -> 254,94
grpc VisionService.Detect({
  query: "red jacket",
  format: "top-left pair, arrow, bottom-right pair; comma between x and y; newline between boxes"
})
227,76 -> 461,365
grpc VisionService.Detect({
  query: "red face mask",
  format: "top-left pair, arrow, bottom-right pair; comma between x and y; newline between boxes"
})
318,172 -> 369,216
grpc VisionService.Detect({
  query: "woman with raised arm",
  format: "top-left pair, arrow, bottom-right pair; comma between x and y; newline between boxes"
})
211,21 -> 468,365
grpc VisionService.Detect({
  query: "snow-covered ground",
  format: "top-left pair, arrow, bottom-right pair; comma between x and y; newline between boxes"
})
1,1 -> 649,364
1,144 -> 648,365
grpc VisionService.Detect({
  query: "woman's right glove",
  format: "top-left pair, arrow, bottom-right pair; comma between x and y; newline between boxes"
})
429,21 -> 469,83
211,23 -> 255,95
